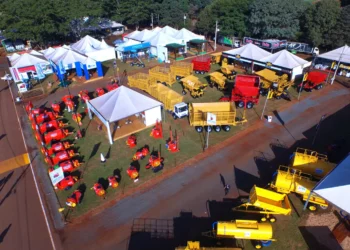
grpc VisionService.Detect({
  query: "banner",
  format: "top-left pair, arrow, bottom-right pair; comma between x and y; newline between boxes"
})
207,112 -> 217,125
35,63 -> 45,79
49,167 -> 64,186
48,59 -> 57,73
59,60 -> 66,74
243,37 -> 286,50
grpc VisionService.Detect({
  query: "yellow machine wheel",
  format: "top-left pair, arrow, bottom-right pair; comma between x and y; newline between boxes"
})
261,217 -> 267,222
308,205 -> 317,211
255,243 -> 262,249
319,205 -> 328,210
269,217 -> 276,223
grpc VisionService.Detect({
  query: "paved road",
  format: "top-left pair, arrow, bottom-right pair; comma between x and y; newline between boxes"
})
0,61 -> 57,250
60,79 -> 350,249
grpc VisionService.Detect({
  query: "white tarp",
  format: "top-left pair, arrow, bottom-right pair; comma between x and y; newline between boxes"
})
49,166 -> 64,186
11,53 -> 49,68
259,49 -> 310,69
174,28 -> 205,43
224,43 -> 272,62
89,86 -> 162,122
314,155 -> 350,213
160,26 -> 179,38
318,45 -> 350,64
131,29 -> 156,42
42,47 -> 56,57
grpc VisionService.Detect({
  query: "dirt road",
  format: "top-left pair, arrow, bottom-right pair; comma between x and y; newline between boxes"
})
59,79 -> 350,249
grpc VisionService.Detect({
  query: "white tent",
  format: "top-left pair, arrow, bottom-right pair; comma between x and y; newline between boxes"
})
11,53 -> 49,68
30,50 -> 43,56
174,28 -> 205,43
87,86 -> 163,144
152,27 -> 163,33
45,47 -> 68,60
131,29 -> 156,42
318,45 -> 350,65
313,155 -> 350,213
145,32 -> 182,57
224,43 -> 272,62
160,26 -> 178,38
124,30 -> 141,41
115,39 -> 141,59
71,35 -> 101,53
259,50 -> 311,80
8,53 -> 20,62
42,47 -> 56,57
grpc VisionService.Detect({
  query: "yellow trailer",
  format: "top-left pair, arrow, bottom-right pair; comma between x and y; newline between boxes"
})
233,185 -> 291,222
175,241 -> 241,250
221,58 -> 236,80
149,83 -> 183,111
290,148 -> 335,179
127,73 -> 154,92
180,75 -> 208,98
170,61 -> 193,80
270,166 -> 328,210
189,102 -> 246,133
149,66 -> 176,87
209,72 -> 227,90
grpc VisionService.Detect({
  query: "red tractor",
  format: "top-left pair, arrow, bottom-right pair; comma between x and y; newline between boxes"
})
127,165 -> 139,182
108,176 -> 119,188
39,120 -> 68,134
91,183 -> 106,198
145,152 -> 164,173
66,190 -> 82,208
150,120 -> 163,139
106,82 -> 119,92
220,75 -> 260,109
192,56 -> 211,74
31,108 -> 45,115
132,146 -> 150,161
62,95 -> 75,112
58,160 -> 81,173
25,101 -> 34,114
51,101 -> 62,114
33,111 -> 62,124
165,130 -> 179,153
56,175 -> 78,190
45,149 -> 78,166
299,71 -> 327,92
44,129 -> 73,145
41,141 -> 74,156
95,88 -> 106,97
126,135 -> 137,148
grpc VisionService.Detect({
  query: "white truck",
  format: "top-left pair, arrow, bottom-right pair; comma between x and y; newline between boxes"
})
172,102 -> 189,120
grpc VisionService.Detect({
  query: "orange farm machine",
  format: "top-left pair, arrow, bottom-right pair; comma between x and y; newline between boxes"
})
299,71 -> 327,92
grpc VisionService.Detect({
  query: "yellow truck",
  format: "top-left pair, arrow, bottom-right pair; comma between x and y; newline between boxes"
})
209,72 -> 227,90
221,58 -> 236,80
127,73 -> 154,92
189,102 -> 246,133
270,166 -> 328,211
170,61 -> 193,80
211,52 -> 222,64
149,66 -> 176,87
290,148 -> 335,179
176,241 -> 241,250
180,75 -> 208,98
148,83 -> 184,111
233,185 -> 292,223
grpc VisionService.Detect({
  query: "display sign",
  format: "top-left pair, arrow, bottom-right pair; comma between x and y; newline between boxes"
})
266,62 -> 273,68
297,185 -> 307,193
49,167 -> 64,186
35,64 -> 45,79
123,42 -> 151,52
207,112 -> 217,125
243,37 -> 286,50
17,82 -> 28,93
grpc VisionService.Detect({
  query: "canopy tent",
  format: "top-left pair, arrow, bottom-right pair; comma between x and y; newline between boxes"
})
145,32 -> 182,58
70,35 -> 101,53
42,47 -> 56,57
159,26 -> 178,37
152,27 -> 163,33
123,30 -> 141,41
11,53 -> 48,68
115,39 -> 141,59
174,28 -> 205,44
318,45 -> 350,65
8,53 -> 20,62
223,43 -> 272,63
313,155 -> 350,213
130,29 -> 156,42
87,86 -> 163,144
30,50 -> 43,56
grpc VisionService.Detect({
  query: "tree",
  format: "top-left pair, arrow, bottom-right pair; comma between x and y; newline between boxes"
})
118,0 -> 154,28
196,0 -> 250,37
158,0 -> 190,29
248,0 -> 308,39
331,5 -> 350,47
303,0 -> 341,47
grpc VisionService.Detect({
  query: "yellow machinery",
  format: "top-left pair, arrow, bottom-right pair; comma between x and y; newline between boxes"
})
189,102 -> 246,133
175,241 -> 241,250
180,75 -> 208,98
270,166 -> 328,210
233,185 -> 291,222
149,83 -> 184,111
211,52 -> 222,64
290,148 -> 335,179
255,69 -> 292,99
209,72 -> 227,90
170,61 -> 193,80
128,73 -> 154,92
221,58 -> 236,80
149,66 -> 176,87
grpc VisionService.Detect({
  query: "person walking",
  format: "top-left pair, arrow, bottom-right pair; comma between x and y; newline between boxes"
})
224,184 -> 230,195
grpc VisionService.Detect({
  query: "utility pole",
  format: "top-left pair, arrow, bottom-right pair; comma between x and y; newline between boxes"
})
157,14 -> 160,24
331,45 -> 346,85
183,14 -> 187,27
214,21 -> 219,51
151,13 -> 154,29
260,90 -> 270,120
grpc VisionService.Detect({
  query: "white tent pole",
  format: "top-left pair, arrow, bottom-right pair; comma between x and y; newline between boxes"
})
87,102 -> 93,119
106,121 -> 113,145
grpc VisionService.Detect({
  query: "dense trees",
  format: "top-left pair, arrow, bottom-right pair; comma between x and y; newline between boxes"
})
0,0 -> 346,48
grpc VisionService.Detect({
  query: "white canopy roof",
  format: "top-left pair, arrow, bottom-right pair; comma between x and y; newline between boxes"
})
318,45 -> 350,64
314,155 -> 350,213
8,53 -> 20,62
50,48 -> 92,66
30,50 -> 43,56
88,86 -> 162,122
70,35 -> 102,54
124,30 -> 141,39
11,53 -> 48,68
45,47 -> 68,60
224,43 -> 272,61
43,47 -> 56,57
115,39 -> 140,51
131,29 -> 156,42
174,28 -> 205,41
260,49 -> 309,69
145,32 -> 181,47
152,27 -> 163,33
160,26 -> 178,37
99,39 -> 112,49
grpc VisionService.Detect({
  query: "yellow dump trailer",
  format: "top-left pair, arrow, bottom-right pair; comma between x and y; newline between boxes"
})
180,75 -> 208,98
221,58 -> 236,80
233,185 -> 291,222
170,61 -> 193,80
270,166 -> 328,210
189,102 -> 246,133
209,72 -> 227,90
127,73 -> 154,92
149,66 -> 176,87
211,52 -> 222,64
291,148 -> 335,179
175,241 -> 241,250
149,83 -> 183,111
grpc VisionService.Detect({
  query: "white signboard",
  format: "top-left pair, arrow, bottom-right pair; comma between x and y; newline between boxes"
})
297,185 -> 307,193
207,112 -> 217,125
17,82 -> 28,93
49,167 -> 64,186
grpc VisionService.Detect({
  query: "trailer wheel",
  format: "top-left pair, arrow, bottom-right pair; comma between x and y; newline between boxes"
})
246,101 -> 254,109
195,70 -> 200,74
162,82 -> 167,86
261,240 -> 272,247
259,89 -> 267,96
222,125 -> 231,132
172,113 -> 178,120
319,204 -> 328,210
319,84 -> 323,89
130,63 -> 134,66
308,204 -> 317,211
260,217 -> 267,222
275,95 -> 281,100
182,90 -> 187,95
195,126 -> 203,133
237,101 -> 245,108
214,126 -> 221,132
205,126 -> 212,132
253,241 -> 262,249
200,71 -> 205,75
141,64 -> 145,68
269,217 -> 276,223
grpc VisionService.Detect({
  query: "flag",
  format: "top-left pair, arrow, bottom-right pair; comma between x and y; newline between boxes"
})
302,72 -> 308,82
48,59 -> 56,73
35,64 -> 45,80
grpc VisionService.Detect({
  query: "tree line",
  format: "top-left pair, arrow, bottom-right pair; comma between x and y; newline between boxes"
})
0,0 -> 349,48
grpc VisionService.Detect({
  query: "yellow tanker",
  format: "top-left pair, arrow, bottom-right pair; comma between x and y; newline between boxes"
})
175,241 -> 241,250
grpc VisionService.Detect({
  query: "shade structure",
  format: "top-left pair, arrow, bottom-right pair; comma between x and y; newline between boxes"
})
87,86 -> 163,144
7,53 -> 20,62
152,26 -> 163,33
11,53 -> 48,68
314,155 -> 350,213
223,43 -> 272,62
159,25 -> 178,37
174,28 -> 205,43
318,45 -> 350,64
70,35 -> 101,54
145,32 -> 181,47
42,47 -> 56,57
124,30 -> 141,40
259,49 -> 310,70
130,29 -> 156,42
30,50 -> 43,56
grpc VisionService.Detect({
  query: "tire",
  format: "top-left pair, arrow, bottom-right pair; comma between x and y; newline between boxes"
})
205,126 -> 212,132
319,84 -> 323,89
130,63 -> 134,66
141,64 -> 145,68
308,204 -> 317,211
162,82 -> 167,86
319,204 -> 328,210
195,70 -> 199,74
172,113 -> 177,120
182,90 -> 187,95
176,76 -> 181,81
237,101 -> 244,108
200,71 -> 205,75
222,125 -> 231,132
214,126 -> 221,132
246,101 -> 254,109
254,241 -> 262,249
259,89 -> 266,95
269,217 -> 276,223
275,95 -> 281,100
195,126 -> 203,133
260,217 -> 267,222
